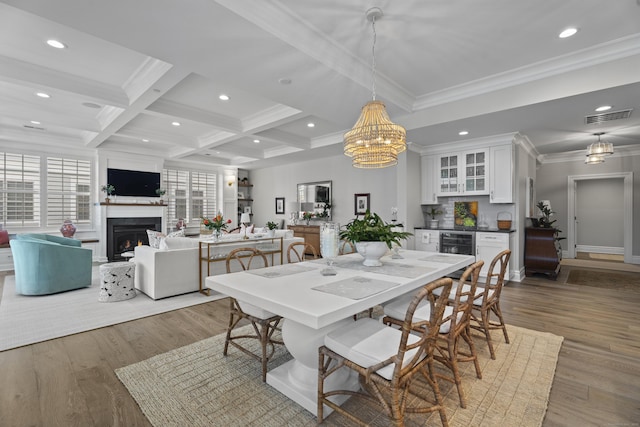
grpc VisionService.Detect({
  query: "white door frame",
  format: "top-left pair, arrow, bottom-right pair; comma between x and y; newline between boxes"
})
567,172 -> 633,263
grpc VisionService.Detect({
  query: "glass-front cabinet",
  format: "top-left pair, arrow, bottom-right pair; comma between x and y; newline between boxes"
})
437,149 -> 488,196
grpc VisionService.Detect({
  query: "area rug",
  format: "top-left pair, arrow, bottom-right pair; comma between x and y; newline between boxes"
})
0,267 -> 224,351
116,324 -> 563,427
566,269 -> 639,291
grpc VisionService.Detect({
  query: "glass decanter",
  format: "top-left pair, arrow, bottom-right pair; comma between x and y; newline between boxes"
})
320,222 -> 339,275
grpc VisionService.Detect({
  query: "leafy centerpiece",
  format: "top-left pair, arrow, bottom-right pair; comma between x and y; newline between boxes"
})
340,210 -> 412,266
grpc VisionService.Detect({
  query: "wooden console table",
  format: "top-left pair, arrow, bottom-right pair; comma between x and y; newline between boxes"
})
288,225 -> 320,256
198,237 -> 284,295
524,227 -> 562,279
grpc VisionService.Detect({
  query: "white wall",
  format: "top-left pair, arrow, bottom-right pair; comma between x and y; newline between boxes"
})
250,151 -> 422,237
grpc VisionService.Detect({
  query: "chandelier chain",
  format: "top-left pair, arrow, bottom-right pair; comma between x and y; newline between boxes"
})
371,15 -> 377,101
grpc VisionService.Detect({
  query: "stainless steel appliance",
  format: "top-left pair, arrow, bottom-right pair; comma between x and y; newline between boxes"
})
439,231 -> 475,278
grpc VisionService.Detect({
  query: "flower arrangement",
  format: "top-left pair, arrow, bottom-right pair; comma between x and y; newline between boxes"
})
101,184 -> 115,196
202,212 -> 232,232
302,211 -> 315,221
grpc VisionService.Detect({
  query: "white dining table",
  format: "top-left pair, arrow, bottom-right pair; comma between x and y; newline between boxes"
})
205,250 -> 475,415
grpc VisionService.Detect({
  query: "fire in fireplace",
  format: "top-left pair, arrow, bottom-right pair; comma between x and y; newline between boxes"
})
107,217 -> 161,261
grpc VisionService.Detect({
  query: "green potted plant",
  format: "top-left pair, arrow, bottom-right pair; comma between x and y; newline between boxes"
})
155,188 -> 166,204
426,206 -> 443,229
340,210 -> 412,266
265,221 -> 278,237
101,184 -> 115,203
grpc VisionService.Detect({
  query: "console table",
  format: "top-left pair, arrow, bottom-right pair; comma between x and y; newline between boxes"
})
198,236 -> 284,295
288,225 -> 320,255
524,227 -> 561,279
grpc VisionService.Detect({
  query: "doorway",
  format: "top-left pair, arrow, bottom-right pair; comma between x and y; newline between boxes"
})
567,172 -> 633,264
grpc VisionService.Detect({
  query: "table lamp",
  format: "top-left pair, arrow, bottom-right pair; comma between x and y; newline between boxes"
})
240,212 -> 251,239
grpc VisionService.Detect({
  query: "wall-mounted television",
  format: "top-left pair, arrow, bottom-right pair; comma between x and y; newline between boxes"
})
107,168 -> 161,197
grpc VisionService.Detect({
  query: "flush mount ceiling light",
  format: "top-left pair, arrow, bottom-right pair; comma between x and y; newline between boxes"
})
458,130 -> 469,136
586,132 -> 614,161
559,27 -> 578,38
343,7 -> 406,169
46,39 -> 66,49
219,94 -> 229,101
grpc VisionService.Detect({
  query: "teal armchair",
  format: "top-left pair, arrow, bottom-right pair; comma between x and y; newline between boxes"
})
10,233 -> 92,295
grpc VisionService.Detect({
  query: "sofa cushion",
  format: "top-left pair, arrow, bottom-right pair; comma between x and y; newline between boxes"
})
147,230 -> 165,249
160,236 -> 200,250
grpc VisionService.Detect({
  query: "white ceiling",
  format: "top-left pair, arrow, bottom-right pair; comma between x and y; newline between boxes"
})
1,0 -> 639,170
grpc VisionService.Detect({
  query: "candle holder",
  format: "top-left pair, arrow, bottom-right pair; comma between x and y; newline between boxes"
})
320,222 -> 339,276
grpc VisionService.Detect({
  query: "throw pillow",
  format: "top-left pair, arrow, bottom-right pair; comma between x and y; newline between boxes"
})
146,230 -> 166,249
167,229 -> 185,238
0,230 -> 8,245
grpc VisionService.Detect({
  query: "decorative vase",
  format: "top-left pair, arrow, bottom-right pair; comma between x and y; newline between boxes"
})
105,197 -> 110,204
355,241 -> 389,267
213,229 -> 222,241
305,219 -> 310,226
429,219 -> 439,229
60,219 -> 76,238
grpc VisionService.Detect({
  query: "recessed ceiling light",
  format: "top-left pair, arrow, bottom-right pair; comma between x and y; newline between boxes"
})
458,130 -> 469,136
142,139 -> 149,142
36,92 -> 50,98
219,94 -> 230,101
253,139 -> 260,143
171,121 -> 181,126
278,78 -> 292,85
46,39 -> 66,49
307,122 -> 315,128
30,120 -> 41,125
595,105 -> 612,112
559,28 -> 578,38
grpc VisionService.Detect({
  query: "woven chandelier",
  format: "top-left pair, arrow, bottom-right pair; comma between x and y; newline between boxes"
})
344,8 -> 406,169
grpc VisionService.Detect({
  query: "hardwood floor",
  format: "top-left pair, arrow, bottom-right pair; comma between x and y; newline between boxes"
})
1,264 -> 639,426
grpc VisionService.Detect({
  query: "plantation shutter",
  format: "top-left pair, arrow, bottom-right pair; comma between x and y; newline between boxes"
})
0,153 -> 41,227
46,157 -> 92,225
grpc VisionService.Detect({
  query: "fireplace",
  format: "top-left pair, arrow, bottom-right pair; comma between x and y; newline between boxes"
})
107,217 -> 162,261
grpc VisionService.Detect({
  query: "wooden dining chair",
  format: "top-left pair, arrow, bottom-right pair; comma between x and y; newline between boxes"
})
470,249 -> 511,359
286,241 -> 318,263
383,260 -> 484,409
318,278 -> 453,427
223,247 -> 283,382
339,239 -> 356,255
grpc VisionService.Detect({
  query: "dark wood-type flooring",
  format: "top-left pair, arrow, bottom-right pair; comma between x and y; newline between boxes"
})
0,264 -> 638,426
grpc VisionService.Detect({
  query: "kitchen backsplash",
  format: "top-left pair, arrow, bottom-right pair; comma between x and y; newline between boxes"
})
422,196 -> 515,229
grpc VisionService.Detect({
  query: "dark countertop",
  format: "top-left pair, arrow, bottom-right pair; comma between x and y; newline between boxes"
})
414,227 -> 516,233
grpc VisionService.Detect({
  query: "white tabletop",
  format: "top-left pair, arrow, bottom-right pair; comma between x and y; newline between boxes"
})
206,250 -> 474,329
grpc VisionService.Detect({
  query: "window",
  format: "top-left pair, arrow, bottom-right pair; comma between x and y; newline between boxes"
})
0,153 -> 40,227
47,157 -> 92,225
162,168 -> 218,224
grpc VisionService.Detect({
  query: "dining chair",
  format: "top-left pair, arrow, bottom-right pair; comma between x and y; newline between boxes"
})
383,260 -> 484,409
470,249 -> 511,359
287,241 -> 318,263
339,239 -> 356,255
223,247 -> 283,382
318,278 -> 453,427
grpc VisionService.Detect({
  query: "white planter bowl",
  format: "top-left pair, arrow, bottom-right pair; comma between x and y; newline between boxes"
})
355,241 -> 389,266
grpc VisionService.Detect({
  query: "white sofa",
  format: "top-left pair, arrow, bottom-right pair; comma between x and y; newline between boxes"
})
133,230 -> 303,299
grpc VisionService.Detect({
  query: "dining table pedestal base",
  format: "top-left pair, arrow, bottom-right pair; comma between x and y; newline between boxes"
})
267,317 -> 359,416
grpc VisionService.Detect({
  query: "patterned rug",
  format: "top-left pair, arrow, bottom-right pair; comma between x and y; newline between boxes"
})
566,269 -> 640,291
116,324 -> 563,426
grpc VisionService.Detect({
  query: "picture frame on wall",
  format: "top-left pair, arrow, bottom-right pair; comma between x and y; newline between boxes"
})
237,191 -> 245,200
354,193 -> 370,215
275,197 -> 285,214
243,206 -> 252,214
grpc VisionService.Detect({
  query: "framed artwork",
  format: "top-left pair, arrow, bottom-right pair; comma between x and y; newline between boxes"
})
275,197 -> 285,214
243,206 -> 252,214
526,177 -> 535,218
354,193 -> 370,215
237,191 -> 245,200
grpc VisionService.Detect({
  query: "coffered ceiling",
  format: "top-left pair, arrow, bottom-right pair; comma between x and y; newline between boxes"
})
1,0 -> 639,169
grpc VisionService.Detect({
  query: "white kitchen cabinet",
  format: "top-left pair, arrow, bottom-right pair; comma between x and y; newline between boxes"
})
489,144 -> 513,203
476,232 -> 510,279
420,155 -> 438,204
415,229 -> 440,252
437,149 -> 489,197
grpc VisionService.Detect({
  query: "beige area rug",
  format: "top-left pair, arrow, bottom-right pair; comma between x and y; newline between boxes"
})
0,267 -> 223,351
566,268 -> 640,291
116,324 -> 563,427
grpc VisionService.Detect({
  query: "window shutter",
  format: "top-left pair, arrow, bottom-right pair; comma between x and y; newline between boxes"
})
0,153 -> 41,227
46,157 -> 92,225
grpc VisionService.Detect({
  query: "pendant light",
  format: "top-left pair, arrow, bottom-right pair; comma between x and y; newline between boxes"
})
343,8 -> 407,169
586,132 -> 614,158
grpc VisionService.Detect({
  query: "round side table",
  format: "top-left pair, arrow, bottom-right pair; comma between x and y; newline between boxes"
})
99,262 -> 136,302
